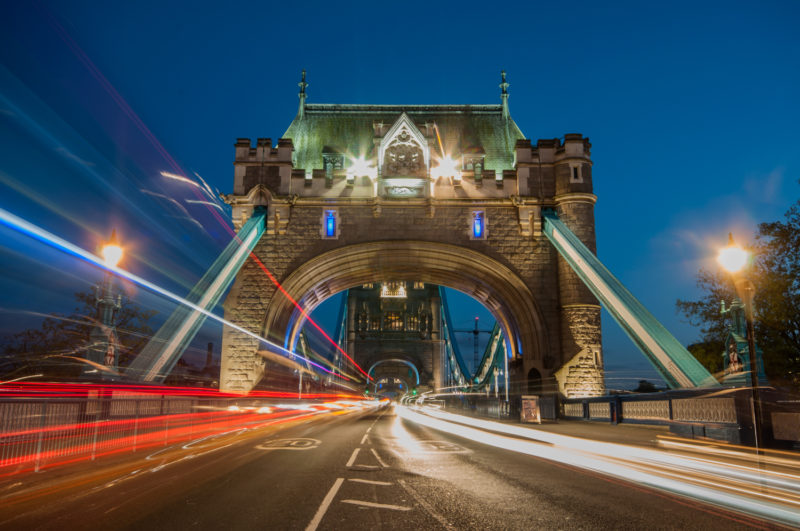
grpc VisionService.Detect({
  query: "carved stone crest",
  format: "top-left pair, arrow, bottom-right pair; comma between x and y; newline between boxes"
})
384,128 -> 424,176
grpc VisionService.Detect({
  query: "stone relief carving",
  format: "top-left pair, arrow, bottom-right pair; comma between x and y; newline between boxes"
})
385,186 -> 417,197
384,128 -> 424,176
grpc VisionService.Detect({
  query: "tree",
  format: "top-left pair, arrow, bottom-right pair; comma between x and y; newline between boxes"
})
686,340 -> 725,378
1,289 -> 156,380
634,380 -> 658,393
677,187 -> 800,387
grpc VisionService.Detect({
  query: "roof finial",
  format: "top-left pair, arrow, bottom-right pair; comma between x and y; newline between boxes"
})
499,70 -> 509,119
298,69 -> 308,118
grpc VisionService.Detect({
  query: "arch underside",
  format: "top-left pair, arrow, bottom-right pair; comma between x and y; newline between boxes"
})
263,240 -> 549,384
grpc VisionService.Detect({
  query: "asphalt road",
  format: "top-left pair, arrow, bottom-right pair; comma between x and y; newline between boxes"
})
0,404 -> 778,530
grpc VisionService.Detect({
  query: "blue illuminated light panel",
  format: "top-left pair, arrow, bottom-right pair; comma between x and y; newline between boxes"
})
325,211 -> 336,237
473,213 -> 484,238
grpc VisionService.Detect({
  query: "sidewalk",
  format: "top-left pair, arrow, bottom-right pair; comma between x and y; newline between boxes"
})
510,418 -> 670,448
442,407 -> 679,450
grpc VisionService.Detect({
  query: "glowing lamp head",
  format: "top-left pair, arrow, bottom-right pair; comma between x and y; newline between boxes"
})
717,233 -> 749,273
102,230 -> 123,267
434,155 -> 460,180
349,156 -> 374,178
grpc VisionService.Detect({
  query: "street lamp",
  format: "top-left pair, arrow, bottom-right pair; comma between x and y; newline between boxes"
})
87,230 -> 123,377
102,237 -> 123,268
717,233 -> 764,452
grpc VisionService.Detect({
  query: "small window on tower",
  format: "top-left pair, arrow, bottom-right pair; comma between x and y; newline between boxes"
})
571,164 -> 583,182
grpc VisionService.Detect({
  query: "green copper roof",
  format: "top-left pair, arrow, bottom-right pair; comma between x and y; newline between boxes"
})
283,104 -> 526,173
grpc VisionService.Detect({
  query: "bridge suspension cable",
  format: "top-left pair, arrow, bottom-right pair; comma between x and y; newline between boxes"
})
127,208 -> 268,381
541,210 -> 718,388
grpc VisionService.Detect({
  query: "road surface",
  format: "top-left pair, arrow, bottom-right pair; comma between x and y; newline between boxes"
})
0,403 -> 781,530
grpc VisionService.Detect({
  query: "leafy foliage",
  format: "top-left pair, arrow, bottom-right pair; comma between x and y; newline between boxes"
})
677,188 -> 800,387
633,380 -> 658,393
1,289 -> 156,379
686,340 -> 725,378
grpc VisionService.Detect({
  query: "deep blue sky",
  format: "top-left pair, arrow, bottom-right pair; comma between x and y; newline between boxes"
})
1,1 -> 798,387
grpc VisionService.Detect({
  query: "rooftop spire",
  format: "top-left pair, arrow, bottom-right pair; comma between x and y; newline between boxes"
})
298,70 -> 308,118
500,70 -> 509,119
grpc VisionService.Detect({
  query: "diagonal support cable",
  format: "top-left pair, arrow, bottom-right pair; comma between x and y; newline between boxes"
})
127,208 -> 266,382
542,210 -> 718,388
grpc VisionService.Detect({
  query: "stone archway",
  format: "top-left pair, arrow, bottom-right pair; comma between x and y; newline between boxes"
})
368,358 -> 421,386
221,240 -> 551,392
527,367 -> 543,395
265,240 -> 549,381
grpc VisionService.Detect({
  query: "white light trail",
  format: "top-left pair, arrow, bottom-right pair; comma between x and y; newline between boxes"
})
0,207 -> 338,378
398,406 -> 800,527
185,199 -> 224,211
143,221 -> 261,380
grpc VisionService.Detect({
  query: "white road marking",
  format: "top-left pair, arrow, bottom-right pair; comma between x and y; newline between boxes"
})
398,479 -> 456,530
305,477 -> 344,531
341,499 -> 411,511
346,448 -> 360,468
348,465 -> 382,471
348,478 -> 393,486
360,433 -> 369,445
366,427 -> 372,433
370,448 -> 388,468
255,438 -> 321,450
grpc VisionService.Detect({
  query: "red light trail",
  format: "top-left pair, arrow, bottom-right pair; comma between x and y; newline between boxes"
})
43,8 -> 369,381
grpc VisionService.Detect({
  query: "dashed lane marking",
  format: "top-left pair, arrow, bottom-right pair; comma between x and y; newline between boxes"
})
346,448 -> 360,468
305,477 -> 344,531
360,433 -> 369,445
370,448 -> 388,468
348,479 -> 393,486
341,499 -> 411,511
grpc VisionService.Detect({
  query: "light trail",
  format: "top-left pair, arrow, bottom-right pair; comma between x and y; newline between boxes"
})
0,399 -> 375,481
246,252 -> 372,380
185,199 -> 225,211
0,381 -> 364,400
0,207 -> 343,380
433,123 -> 446,158
398,405 -> 800,527
8,13 -> 366,382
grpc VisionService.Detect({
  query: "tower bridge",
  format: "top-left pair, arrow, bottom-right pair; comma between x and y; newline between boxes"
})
128,72 -> 716,398
219,71 -> 605,398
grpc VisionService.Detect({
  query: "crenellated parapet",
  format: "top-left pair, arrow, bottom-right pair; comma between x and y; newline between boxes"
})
232,137 -> 294,196
514,134 -> 593,198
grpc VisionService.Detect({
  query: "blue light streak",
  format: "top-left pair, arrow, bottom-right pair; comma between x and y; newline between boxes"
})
0,207 -> 339,378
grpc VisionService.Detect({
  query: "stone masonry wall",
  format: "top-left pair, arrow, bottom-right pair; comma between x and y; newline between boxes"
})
555,199 -> 605,397
221,201 -> 563,392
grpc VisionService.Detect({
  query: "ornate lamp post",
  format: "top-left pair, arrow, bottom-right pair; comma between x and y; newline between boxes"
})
86,231 -> 123,378
717,233 -> 764,452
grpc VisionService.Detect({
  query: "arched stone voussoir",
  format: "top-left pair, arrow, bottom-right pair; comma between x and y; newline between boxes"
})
265,240 -> 548,365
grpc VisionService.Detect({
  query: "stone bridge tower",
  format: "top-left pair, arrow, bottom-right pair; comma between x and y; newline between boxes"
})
348,282 -> 443,392
220,72 -> 604,398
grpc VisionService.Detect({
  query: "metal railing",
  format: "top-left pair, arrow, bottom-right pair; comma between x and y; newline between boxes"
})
0,389 -> 320,475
